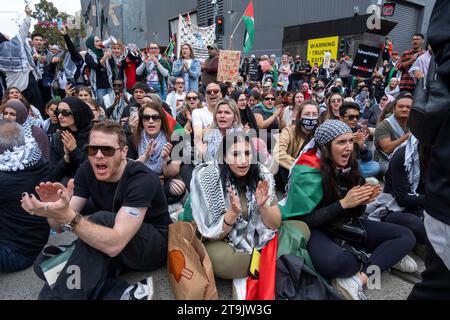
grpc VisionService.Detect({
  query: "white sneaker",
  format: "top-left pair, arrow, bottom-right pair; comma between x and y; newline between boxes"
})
120,276 -> 154,300
392,255 -> 418,273
332,276 -> 367,300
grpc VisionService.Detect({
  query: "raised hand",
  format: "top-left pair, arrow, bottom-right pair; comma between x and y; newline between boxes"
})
162,143 -> 173,161
228,187 -> 241,217
61,131 -> 77,153
340,185 -> 375,209
35,179 -> 74,203
256,180 -> 270,208
138,140 -> 156,162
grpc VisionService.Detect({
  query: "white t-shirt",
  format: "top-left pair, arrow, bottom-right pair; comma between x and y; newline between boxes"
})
165,91 -> 186,117
192,107 -> 213,129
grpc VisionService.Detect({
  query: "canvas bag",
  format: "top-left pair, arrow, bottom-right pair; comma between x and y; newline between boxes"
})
167,221 -> 219,300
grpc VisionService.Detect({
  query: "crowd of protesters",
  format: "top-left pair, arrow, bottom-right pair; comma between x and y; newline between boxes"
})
0,3 -> 448,301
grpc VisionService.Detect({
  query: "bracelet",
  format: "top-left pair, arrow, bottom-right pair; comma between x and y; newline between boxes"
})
223,217 -> 235,227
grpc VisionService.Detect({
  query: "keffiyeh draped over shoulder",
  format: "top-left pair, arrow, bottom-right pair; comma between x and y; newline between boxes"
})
190,162 -> 276,254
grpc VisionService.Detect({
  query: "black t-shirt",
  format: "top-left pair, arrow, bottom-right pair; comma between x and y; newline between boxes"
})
74,160 -> 171,228
0,161 -> 50,257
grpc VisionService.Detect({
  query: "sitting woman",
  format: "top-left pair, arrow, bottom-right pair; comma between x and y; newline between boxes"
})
230,90 -> 259,136
281,120 -> 416,300
283,92 -> 305,126
367,136 -> 429,251
2,99 -> 50,161
319,92 -> 343,123
272,101 -> 319,192
127,102 -> 186,204
49,97 -> 94,182
253,92 -> 286,152
191,131 -> 281,279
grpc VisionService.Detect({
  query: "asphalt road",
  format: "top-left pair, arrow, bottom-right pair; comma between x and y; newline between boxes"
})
0,232 -> 424,300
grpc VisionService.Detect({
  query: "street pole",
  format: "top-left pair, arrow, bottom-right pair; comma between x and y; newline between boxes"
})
228,13 -> 244,50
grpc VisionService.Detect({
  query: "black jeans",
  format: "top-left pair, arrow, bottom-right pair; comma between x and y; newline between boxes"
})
384,212 -> 426,245
180,163 -> 195,192
307,219 -> 415,279
408,238 -> 450,300
34,211 -> 168,300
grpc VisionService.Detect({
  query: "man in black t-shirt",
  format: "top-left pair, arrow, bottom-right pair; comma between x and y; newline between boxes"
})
22,121 -> 171,300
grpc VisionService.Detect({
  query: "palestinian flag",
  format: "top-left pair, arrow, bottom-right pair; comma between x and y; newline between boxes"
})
243,1 -> 255,54
278,143 -> 324,220
164,110 -> 184,137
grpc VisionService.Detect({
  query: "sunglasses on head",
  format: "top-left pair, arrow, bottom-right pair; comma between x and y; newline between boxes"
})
142,114 -> 162,122
206,89 -> 220,95
345,115 -> 360,121
86,145 -> 121,157
264,97 -> 276,101
186,96 -> 198,101
54,109 -> 73,117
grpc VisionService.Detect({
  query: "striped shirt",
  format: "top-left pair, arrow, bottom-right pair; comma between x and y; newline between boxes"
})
396,48 -> 426,92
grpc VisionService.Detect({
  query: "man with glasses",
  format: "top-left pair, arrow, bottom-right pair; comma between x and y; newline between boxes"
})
165,77 -> 186,117
192,83 -> 222,160
340,102 -> 380,178
22,121 -> 171,300
136,43 -> 171,100
374,93 -> 412,176
104,80 -> 132,123
396,33 -> 426,93
201,44 -> 220,89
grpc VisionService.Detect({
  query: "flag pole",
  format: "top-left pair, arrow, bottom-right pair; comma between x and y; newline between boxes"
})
228,13 -> 245,50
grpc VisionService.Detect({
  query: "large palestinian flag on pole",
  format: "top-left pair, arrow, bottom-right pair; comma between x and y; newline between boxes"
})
243,1 -> 255,54
278,144 -> 324,220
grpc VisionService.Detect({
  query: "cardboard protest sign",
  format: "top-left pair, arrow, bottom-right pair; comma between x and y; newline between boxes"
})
218,50 -> 241,83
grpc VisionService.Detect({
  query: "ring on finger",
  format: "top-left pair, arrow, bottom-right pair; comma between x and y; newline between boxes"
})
44,203 -> 50,211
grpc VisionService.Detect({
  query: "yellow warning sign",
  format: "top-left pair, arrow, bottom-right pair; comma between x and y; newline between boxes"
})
307,36 -> 339,66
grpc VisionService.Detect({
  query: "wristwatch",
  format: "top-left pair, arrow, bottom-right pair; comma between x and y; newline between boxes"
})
61,213 -> 83,233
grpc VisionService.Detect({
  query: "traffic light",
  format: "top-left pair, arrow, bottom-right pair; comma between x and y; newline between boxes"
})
215,15 -> 224,37
339,38 -> 347,56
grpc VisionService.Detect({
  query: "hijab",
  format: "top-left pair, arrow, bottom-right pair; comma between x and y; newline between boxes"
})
86,36 -> 104,60
59,97 -> 94,131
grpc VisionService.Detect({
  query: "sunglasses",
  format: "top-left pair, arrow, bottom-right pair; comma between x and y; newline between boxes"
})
149,47 -> 159,50
381,97 -> 388,101
142,114 -> 162,122
344,115 -> 360,121
186,96 -> 198,101
264,97 -> 276,101
54,109 -> 73,117
206,89 -> 220,95
176,82 -> 185,85
113,84 -> 123,87
86,145 -> 121,157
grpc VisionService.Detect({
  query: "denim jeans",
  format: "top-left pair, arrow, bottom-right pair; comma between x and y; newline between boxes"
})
96,88 -> 112,109
0,243 -> 36,273
359,160 -> 380,179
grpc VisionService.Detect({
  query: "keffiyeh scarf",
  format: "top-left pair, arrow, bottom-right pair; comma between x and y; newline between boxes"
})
138,131 -> 167,174
191,162 -> 276,254
0,137 -> 41,172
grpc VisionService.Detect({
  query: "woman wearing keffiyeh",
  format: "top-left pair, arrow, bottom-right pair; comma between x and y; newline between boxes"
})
191,131 -> 281,280
127,102 -> 186,204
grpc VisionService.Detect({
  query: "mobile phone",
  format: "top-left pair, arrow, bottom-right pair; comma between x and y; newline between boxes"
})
57,18 -> 63,30
129,106 -> 139,119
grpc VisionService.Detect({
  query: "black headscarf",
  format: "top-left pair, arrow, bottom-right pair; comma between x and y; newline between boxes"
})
59,97 -> 94,131
230,90 -> 259,136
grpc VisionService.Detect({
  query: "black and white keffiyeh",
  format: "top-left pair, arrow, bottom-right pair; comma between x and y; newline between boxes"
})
191,162 -> 276,254
314,120 -> 352,147
0,137 -> 42,172
138,131 -> 167,174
